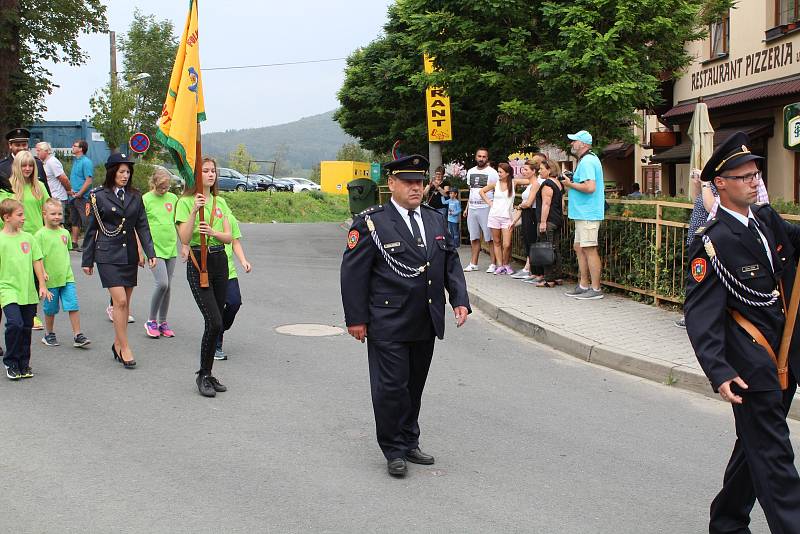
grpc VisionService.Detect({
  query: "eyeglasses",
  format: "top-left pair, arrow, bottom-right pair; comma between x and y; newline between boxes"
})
720,171 -> 761,184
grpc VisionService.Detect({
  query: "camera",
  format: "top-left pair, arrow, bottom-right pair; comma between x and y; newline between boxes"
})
559,170 -> 574,181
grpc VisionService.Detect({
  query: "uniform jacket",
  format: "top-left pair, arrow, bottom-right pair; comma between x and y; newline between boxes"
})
685,203 -> 800,392
81,187 -> 155,267
341,201 -> 471,342
0,156 -> 51,196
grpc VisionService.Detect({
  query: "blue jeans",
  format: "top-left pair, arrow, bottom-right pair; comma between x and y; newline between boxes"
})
448,221 -> 460,248
3,303 -> 36,371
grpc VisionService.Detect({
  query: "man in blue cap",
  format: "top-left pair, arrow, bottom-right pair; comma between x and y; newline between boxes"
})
684,131 -> 800,533
562,130 -> 605,300
340,154 -> 471,477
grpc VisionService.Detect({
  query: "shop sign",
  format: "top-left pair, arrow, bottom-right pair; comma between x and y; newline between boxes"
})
786,103 -> 800,151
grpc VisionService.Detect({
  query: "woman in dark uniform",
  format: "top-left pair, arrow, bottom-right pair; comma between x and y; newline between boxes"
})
82,153 -> 156,368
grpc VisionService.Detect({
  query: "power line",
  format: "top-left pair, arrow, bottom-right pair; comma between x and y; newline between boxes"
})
203,57 -> 348,72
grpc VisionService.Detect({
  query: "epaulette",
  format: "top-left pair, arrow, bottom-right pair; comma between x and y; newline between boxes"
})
90,186 -> 103,194
751,202 -> 770,214
694,216 -> 719,236
358,204 -> 383,217
420,203 -> 437,211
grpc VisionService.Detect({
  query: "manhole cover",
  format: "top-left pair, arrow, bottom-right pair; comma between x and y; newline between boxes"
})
275,324 -> 345,337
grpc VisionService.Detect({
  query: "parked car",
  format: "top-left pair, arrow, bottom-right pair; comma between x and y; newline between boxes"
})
283,177 -> 322,193
153,165 -> 185,194
217,167 -> 256,192
250,174 -> 293,192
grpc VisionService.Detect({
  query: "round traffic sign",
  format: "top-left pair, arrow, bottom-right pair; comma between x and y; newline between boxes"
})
129,132 -> 150,154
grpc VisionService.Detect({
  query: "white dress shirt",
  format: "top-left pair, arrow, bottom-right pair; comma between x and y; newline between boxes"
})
391,198 -> 427,247
719,204 -> 773,271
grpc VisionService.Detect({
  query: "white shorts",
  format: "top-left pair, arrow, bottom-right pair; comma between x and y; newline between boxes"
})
467,207 -> 492,241
573,220 -> 601,247
487,214 -> 513,230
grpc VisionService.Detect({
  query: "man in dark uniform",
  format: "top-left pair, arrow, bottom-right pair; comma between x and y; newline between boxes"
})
0,128 -> 51,196
341,155 -> 471,477
684,131 -> 800,533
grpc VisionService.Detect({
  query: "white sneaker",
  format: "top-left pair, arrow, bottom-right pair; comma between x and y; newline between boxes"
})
486,264 -> 497,274
510,269 -> 530,279
463,264 -> 479,272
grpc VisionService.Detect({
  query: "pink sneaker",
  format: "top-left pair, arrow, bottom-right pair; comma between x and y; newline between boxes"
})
144,320 -> 160,338
158,322 -> 175,338
106,305 -> 114,322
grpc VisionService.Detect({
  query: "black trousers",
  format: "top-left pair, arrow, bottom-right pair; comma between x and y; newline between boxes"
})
186,251 -> 228,371
710,381 -> 800,534
366,336 -> 436,460
217,277 -> 242,349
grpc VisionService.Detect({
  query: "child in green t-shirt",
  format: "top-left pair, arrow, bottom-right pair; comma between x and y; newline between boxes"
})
214,213 -> 252,361
35,198 -> 90,348
0,198 -> 51,380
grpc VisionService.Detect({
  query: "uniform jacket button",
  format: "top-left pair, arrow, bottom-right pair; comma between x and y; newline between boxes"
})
122,243 -> 126,247
428,280 -> 431,285
384,300 -> 389,305
428,298 -> 432,304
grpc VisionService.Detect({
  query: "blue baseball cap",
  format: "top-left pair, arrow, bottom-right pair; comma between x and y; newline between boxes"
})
567,130 -> 593,145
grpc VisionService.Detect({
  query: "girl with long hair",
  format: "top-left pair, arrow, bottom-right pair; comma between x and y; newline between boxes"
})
479,162 -> 516,274
175,157 -> 232,397
10,150 -> 49,234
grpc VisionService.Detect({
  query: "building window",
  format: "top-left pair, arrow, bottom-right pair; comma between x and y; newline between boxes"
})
778,0 -> 800,25
710,12 -> 730,58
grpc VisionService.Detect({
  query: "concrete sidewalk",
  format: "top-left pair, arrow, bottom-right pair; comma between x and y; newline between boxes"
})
459,251 -> 800,420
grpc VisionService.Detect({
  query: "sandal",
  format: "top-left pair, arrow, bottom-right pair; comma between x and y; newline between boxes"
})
534,280 -> 557,288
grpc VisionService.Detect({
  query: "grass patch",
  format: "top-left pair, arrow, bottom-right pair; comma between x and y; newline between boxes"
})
220,191 -> 352,223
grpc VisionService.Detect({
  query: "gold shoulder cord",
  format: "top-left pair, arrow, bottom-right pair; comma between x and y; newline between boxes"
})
91,192 -> 125,237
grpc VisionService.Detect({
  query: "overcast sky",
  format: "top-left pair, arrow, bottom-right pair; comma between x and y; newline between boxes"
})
43,1 -> 393,133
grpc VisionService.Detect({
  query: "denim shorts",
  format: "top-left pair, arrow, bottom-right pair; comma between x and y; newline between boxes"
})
42,282 -> 80,316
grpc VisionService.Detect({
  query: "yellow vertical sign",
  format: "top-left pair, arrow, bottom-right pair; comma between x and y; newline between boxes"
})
423,55 -> 453,142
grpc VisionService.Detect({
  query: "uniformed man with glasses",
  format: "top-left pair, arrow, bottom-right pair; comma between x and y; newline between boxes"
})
684,131 -> 800,533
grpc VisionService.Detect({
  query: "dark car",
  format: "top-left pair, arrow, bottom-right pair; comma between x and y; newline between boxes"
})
250,174 -> 293,192
217,167 -> 256,192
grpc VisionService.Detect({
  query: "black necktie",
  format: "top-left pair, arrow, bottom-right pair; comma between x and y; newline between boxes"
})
747,219 -> 762,244
409,210 -> 425,249
117,189 -> 124,203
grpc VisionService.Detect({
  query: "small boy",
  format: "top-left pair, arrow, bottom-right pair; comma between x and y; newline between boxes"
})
0,198 -> 51,379
445,188 -> 462,248
35,198 -> 90,348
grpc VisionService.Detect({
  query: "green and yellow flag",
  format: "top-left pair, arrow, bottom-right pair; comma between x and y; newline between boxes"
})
156,0 -> 206,186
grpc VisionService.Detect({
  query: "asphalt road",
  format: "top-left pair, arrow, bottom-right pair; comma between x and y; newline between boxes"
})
0,222 -> 790,533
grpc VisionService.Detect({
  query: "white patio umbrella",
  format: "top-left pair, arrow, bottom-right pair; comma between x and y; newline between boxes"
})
687,102 -> 714,198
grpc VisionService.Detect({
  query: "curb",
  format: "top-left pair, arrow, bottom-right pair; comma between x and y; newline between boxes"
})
467,288 -> 800,421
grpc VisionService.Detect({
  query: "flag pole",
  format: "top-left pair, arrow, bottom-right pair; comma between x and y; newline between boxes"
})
194,123 -> 209,287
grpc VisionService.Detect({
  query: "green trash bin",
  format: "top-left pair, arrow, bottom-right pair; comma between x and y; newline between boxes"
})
347,178 -> 378,216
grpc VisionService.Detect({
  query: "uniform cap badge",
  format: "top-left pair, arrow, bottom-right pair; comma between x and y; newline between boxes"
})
691,258 -> 707,282
347,230 -> 359,249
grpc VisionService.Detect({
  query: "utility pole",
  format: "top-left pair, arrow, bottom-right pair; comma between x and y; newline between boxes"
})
428,142 -> 442,173
109,31 -> 118,90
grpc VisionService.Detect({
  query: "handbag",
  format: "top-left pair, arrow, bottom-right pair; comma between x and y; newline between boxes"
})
529,240 -> 555,267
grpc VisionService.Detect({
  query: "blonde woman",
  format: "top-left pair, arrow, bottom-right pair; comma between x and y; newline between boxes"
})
142,168 -> 179,338
10,150 -> 49,234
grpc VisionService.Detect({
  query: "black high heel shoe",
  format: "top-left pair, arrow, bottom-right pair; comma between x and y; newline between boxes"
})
113,345 -> 136,368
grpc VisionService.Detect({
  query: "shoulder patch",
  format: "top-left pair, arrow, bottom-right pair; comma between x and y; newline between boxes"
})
347,229 -> 359,249
694,217 -> 719,236
691,257 -> 707,282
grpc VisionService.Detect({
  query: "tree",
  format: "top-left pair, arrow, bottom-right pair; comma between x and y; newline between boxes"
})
227,143 -> 259,174
0,0 -> 108,137
89,82 -> 137,151
118,10 -> 178,147
336,142 -> 374,162
337,0 -> 733,156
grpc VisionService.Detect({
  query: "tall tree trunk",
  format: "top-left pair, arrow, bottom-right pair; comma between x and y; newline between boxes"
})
0,1 -> 21,149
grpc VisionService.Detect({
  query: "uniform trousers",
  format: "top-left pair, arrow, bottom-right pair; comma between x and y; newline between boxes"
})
3,303 -> 36,371
367,333 -> 435,460
186,251 -> 228,371
710,381 -> 800,534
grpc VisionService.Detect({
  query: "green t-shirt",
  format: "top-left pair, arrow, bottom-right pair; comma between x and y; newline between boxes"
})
0,230 -> 43,306
21,182 -> 50,234
143,191 -> 179,259
174,194 -> 232,247
34,226 -> 74,288
225,214 -> 243,280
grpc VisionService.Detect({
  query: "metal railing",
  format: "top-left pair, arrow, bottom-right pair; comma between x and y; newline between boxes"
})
377,186 -> 800,307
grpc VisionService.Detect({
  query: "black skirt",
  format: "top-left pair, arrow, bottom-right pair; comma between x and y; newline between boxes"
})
97,263 -> 138,288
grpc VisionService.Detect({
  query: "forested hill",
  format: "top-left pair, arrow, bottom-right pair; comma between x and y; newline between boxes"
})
203,110 -> 354,172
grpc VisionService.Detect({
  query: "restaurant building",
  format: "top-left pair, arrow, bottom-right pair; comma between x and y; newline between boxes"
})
652,1 -> 800,200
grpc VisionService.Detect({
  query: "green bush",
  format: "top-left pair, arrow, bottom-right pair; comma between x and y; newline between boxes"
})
220,192 -> 351,223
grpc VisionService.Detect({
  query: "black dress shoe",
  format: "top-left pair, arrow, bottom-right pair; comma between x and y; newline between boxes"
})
207,375 -> 227,392
387,458 -> 407,477
404,447 -> 435,465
